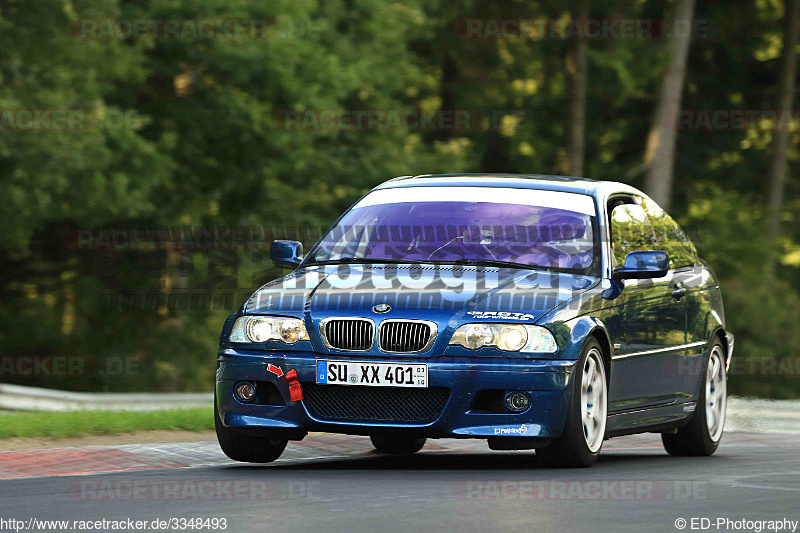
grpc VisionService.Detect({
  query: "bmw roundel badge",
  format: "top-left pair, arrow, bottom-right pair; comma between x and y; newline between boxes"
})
373,303 -> 391,314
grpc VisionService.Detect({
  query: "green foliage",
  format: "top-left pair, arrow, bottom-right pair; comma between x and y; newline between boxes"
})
0,0 -> 798,397
0,0 -> 169,252
684,185 -> 800,398
0,408 -> 212,438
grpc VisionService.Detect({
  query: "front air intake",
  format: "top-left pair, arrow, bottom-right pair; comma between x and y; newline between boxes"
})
302,383 -> 450,424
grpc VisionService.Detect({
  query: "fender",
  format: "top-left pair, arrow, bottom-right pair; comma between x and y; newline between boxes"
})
540,314 -> 612,362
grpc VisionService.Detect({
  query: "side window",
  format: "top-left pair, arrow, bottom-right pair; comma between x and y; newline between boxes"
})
609,203 -> 658,267
637,196 -> 697,269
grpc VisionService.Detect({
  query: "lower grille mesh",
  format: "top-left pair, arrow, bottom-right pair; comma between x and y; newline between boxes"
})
302,383 -> 450,424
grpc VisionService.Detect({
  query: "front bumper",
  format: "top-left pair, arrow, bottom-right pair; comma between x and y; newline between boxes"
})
216,349 -> 575,439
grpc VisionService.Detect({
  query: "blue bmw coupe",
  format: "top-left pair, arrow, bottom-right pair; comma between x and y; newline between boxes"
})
215,174 -> 733,467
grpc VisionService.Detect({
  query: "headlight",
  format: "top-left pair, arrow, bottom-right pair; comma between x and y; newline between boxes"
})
449,323 -> 557,353
280,318 -> 306,344
497,325 -> 528,351
459,324 -> 495,349
247,318 -> 273,342
229,316 -> 309,344
524,325 -> 558,352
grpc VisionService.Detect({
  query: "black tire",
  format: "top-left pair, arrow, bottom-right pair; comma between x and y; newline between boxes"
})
370,435 -> 426,454
214,394 -> 288,463
536,338 -> 608,468
662,339 -> 726,456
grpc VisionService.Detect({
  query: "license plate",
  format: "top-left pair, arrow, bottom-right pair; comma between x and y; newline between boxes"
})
316,360 -> 428,388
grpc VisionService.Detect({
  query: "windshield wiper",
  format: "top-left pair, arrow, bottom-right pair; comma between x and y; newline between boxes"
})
447,258 -> 532,269
434,258 -> 574,272
303,257 -> 429,266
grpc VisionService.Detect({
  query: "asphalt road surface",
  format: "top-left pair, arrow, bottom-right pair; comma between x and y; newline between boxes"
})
0,432 -> 798,533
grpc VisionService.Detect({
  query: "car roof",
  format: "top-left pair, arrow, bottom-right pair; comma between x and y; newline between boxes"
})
374,173 -> 645,202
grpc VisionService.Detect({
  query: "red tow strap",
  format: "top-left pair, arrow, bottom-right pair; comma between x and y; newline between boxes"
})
285,369 -> 304,402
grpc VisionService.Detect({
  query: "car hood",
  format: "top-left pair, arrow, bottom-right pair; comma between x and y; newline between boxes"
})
245,264 -> 596,326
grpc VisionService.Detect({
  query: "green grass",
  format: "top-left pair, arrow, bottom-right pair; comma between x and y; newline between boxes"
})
0,407 -> 214,439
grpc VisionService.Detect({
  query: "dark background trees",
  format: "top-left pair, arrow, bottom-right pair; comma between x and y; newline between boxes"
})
0,0 -> 798,397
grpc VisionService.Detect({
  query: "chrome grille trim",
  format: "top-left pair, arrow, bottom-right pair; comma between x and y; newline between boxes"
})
319,317 -> 375,351
378,319 -> 437,353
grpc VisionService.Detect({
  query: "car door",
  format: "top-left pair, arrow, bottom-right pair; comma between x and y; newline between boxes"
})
607,199 -> 686,412
638,195 -> 705,399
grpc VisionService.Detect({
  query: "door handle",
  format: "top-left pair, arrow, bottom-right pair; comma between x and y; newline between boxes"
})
672,285 -> 687,300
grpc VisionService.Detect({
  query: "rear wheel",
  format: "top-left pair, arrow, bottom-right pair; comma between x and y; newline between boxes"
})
370,435 -> 426,454
662,340 -> 727,456
214,395 -> 288,463
536,338 -> 607,468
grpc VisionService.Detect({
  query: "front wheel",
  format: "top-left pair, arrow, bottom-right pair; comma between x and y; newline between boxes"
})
536,338 -> 608,468
214,395 -> 288,463
370,435 -> 426,454
662,340 -> 727,456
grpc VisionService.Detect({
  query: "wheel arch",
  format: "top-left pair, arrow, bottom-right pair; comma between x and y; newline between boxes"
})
545,314 -> 614,380
587,326 -> 612,383
711,327 -> 731,368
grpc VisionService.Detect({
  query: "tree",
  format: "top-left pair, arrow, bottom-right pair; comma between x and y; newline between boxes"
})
563,0 -> 590,177
643,0 -> 696,210
1,0 -> 799,397
766,0 -> 799,240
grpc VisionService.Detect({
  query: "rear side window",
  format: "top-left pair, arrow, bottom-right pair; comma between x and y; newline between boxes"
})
609,203 -> 658,267
637,196 -> 697,269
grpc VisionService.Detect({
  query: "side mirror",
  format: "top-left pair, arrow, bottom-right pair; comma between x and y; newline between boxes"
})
270,240 -> 303,269
613,251 -> 669,280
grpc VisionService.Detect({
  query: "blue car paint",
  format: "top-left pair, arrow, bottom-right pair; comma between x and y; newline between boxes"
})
215,174 -> 732,442
217,352 -> 574,438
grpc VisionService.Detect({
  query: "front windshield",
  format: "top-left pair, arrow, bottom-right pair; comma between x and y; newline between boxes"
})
306,186 -> 599,274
